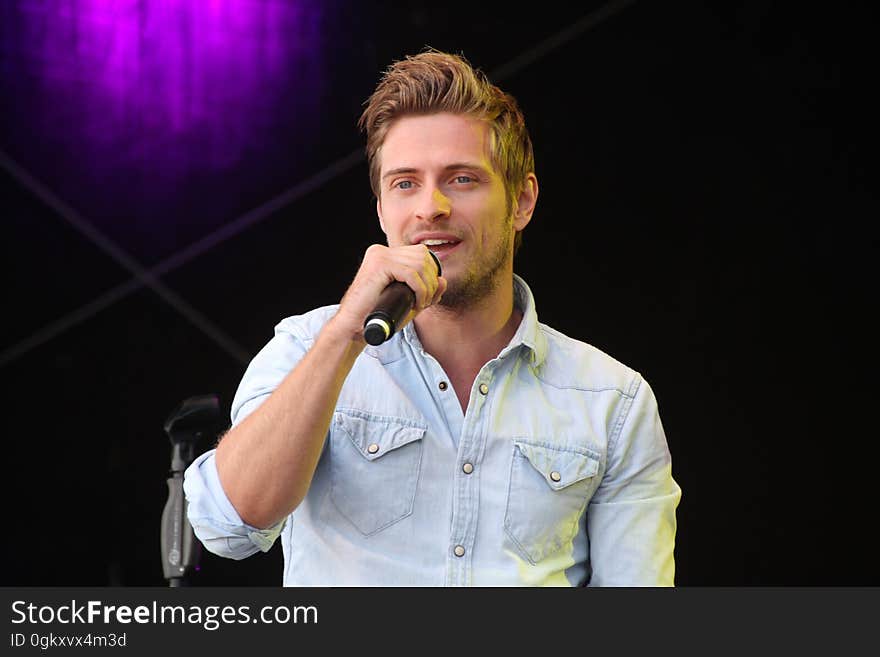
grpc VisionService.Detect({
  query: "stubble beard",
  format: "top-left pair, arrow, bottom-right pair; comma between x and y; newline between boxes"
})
437,218 -> 514,312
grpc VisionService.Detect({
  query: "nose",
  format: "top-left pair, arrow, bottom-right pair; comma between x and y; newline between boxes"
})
414,187 -> 451,222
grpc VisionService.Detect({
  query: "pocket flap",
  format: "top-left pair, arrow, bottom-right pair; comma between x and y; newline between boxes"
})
334,410 -> 426,461
513,440 -> 600,490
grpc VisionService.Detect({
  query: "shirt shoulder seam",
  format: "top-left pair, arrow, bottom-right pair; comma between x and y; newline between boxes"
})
533,325 -> 637,397
607,373 -> 643,457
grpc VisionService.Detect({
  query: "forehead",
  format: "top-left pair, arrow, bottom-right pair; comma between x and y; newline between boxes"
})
379,113 -> 493,172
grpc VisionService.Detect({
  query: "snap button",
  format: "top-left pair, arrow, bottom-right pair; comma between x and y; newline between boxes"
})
462,463 -> 474,474
454,545 -> 466,557
438,381 -> 448,391
367,443 -> 379,454
549,471 -> 561,482
479,383 -> 489,395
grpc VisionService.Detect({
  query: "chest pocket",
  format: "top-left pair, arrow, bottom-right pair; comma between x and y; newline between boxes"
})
329,410 -> 426,536
504,439 -> 601,564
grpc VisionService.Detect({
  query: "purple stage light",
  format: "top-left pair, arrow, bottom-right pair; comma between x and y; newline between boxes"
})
5,0 -> 323,174
1,0 -> 335,257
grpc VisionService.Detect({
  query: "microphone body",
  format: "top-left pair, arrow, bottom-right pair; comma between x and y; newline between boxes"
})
363,251 -> 442,346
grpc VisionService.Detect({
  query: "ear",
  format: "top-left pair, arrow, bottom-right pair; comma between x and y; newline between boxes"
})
513,173 -> 539,231
376,197 -> 387,235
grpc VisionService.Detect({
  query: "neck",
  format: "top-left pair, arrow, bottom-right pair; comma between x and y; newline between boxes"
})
413,274 -> 521,371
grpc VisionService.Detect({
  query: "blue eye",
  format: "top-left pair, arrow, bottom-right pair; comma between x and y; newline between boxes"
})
453,175 -> 473,184
396,180 -> 413,190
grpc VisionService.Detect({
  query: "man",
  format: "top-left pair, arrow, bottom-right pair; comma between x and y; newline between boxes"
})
184,48 -> 681,586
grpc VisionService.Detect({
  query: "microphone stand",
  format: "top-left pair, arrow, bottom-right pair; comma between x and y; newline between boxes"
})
160,394 -> 224,587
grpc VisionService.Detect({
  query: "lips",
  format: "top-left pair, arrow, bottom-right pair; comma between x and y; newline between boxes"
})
412,235 -> 462,262
424,242 -> 460,261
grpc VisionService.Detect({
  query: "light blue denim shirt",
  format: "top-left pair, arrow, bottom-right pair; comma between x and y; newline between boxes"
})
184,275 -> 681,586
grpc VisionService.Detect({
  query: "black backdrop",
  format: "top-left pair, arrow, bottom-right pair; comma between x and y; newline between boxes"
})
2,1 -> 876,586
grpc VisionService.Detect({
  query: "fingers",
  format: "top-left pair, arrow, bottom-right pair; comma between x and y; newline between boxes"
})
336,244 -> 445,336
395,246 -> 446,310
432,276 -> 448,306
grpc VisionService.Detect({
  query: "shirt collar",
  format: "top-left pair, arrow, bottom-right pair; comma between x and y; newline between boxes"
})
509,273 -> 547,368
366,274 -> 546,368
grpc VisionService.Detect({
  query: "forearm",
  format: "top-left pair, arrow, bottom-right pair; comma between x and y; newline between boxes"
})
215,316 -> 364,528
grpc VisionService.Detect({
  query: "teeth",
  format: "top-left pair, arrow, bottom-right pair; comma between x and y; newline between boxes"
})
421,239 -> 453,246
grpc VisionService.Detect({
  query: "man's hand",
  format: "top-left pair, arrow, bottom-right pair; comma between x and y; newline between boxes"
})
329,244 -> 447,343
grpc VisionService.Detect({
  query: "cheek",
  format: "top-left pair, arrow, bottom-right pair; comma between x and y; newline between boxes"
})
377,203 -> 403,234
384,222 -> 409,247
479,211 -> 508,242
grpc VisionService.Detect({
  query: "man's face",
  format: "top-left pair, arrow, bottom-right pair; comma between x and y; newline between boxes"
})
376,112 -> 518,309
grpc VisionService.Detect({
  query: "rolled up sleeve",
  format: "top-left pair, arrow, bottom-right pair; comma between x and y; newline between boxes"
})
586,375 -> 682,586
184,449 -> 285,559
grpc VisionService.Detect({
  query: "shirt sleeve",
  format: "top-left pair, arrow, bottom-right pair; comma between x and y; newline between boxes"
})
183,320 -> 313,560
183,449 -> 285,559
586,374 -> 682,586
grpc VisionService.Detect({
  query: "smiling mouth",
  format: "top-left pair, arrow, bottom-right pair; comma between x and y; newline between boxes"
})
418,239 -> 461,259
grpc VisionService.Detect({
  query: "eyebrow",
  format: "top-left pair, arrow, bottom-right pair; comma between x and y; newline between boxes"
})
381,162 -> 489,179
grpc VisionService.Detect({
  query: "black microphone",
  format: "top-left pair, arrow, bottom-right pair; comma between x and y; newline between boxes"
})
363,250 -> 442,346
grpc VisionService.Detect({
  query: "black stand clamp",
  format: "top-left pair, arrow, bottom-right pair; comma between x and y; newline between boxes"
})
160,394 -> 226,586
